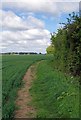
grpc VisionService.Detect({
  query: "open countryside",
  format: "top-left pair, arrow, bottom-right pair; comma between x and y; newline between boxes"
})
1,1 -> 81,119
2,52 -> 80,118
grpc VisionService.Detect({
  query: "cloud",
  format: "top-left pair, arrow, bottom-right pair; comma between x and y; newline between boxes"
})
1,29 -> 50,53
0,10 -> 44,31
2,29 -> 50,42
2,0 -> 79,16
1,10 -> 50,53
27,16 -> 45,28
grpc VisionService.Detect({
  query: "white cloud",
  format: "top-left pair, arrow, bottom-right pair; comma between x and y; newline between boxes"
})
27,16 -> 45,28
2,0 -> 79,16
1,28 -> 50,46
2,28 -> 50,42
1,29 -> 51,53
0,10 -> 51,53
0,10 -> 44,31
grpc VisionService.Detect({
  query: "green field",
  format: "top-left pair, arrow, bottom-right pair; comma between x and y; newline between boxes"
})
2,54 -> 52,118
0,55 -> 2,119
2,54 -> 79,118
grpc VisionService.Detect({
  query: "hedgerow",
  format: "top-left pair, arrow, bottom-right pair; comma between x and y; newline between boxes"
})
51,13 -> 81,80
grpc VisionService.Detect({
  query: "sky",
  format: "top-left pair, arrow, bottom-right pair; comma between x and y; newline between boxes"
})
0,0 -> 80,53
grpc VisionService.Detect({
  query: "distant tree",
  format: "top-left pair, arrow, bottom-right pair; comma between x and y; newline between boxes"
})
39,52 -> 42,54
46,45 -> 55,54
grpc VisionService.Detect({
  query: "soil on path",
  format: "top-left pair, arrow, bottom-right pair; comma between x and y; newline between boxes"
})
14,64 -> 37,118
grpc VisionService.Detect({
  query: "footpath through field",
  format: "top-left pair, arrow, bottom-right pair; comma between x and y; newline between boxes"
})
14,63 -> 38,118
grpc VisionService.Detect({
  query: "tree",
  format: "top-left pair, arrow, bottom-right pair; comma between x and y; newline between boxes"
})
46,45 -> 55,54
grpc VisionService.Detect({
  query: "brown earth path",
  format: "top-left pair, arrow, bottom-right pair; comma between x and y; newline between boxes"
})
14,63 -> 38,118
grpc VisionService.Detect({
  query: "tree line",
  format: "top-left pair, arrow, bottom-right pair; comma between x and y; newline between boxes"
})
2,52 -> 43,55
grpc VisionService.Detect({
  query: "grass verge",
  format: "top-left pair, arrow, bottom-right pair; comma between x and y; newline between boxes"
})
30,60 -> 79,118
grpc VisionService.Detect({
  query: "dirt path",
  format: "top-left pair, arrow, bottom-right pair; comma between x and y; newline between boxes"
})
14,64 -> 37,118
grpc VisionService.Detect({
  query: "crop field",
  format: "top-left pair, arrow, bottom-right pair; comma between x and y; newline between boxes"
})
2,54 -> 80,119
2,54 -> 52,118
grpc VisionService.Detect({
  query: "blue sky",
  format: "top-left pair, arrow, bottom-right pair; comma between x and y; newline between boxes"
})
0,0 -> 80,53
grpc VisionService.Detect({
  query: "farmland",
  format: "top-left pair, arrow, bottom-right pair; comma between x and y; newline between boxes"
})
2,54 -> 52,118
0,55 -> 2,119
2,54 -> 80,119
